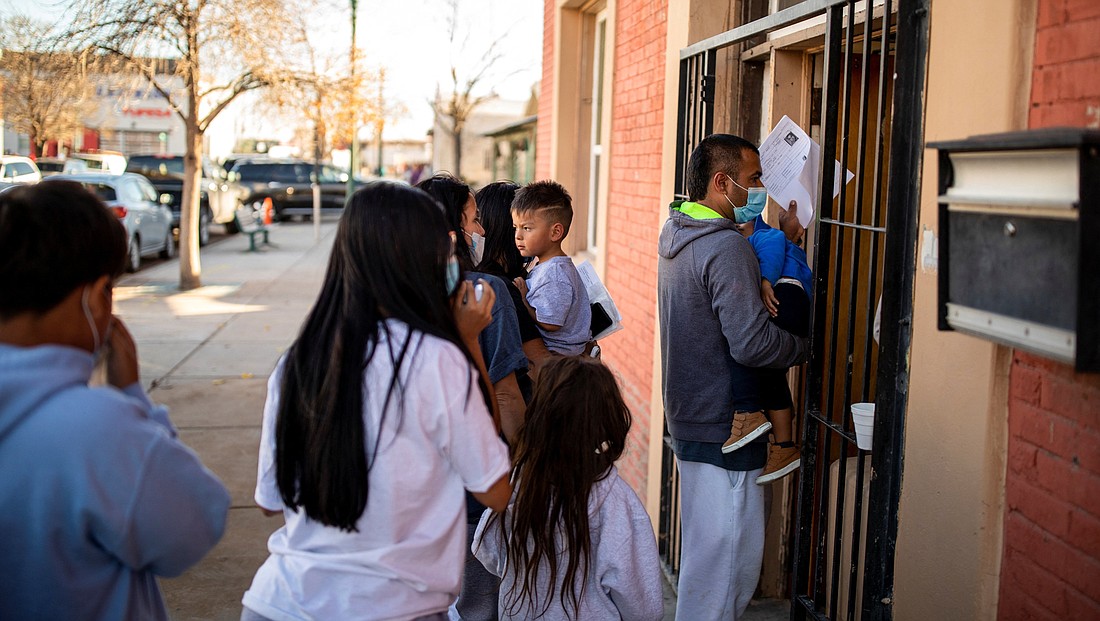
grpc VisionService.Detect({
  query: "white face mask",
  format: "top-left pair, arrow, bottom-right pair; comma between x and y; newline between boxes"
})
81,284 -> 112,361
467,231 -> 486,266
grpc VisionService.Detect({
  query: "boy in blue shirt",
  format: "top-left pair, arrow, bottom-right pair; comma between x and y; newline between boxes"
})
723,201 -> 812,485
512,181 -> 592,357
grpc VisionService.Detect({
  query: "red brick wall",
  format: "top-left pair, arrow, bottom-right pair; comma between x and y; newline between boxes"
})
600,0 -> 668,501
998,2 -> 1100,618
536,0 -> 555,181
1001,353 -> 1100,619
1029,0 -> 1100,128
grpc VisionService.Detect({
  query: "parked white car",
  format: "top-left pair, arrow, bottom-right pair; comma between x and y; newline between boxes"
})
70,152 -> 128,175
0,156 -> 42,184
36,157 -> 90,177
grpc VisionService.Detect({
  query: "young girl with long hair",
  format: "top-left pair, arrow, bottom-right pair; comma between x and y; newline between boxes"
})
241,182 -> 512,621
473,357 -> 664,620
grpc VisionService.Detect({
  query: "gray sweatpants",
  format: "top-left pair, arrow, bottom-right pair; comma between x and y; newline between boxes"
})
674,461 -> 765,620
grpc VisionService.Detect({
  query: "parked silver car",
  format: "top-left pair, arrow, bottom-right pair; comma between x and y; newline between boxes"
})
45,173 -> 175,272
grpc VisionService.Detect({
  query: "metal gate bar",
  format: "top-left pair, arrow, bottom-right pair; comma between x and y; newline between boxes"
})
860,0 -> 930,617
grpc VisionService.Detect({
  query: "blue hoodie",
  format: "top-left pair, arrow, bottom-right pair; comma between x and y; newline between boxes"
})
0,344 -> 230,620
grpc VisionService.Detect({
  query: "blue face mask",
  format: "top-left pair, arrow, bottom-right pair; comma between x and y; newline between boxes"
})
445,256 -> 460,295
725,176 -> 768,223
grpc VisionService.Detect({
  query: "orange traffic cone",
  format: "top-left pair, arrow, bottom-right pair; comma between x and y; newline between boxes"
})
262,197 -> 274,225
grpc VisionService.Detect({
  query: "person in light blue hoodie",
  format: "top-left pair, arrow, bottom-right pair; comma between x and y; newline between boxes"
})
0,181 -> 230,620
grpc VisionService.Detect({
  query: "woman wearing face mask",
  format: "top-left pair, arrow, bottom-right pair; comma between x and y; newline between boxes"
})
416,174 -> 527,443
0,182 -> 230,619
416,173 -> 527,621
241,181 -> 511,621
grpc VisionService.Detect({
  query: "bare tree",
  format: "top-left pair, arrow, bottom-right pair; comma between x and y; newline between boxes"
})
263,20 -> 384,176
0,16 -> 97,157
366,69 -> 408,176
68,0 -> 300,290
430,0 -> 512,179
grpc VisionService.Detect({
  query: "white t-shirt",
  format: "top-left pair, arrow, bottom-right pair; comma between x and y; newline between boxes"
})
473,466 -> 665,621
243,320 -> 511,621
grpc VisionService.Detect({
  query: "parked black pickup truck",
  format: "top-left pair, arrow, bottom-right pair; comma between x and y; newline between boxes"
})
125,154 -> 237,244
226,158 -> 367,221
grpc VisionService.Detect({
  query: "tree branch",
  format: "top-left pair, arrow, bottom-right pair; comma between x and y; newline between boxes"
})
198,72 -> 267,132
94,45 -> 188,121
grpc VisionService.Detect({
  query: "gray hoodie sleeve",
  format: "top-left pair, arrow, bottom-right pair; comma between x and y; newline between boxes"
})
699,236 -> 807,369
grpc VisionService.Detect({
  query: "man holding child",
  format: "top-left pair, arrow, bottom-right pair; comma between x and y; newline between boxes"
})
658,134 -> 808,619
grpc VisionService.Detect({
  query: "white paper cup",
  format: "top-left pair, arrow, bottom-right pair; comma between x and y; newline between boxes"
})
851,402 -> 876,451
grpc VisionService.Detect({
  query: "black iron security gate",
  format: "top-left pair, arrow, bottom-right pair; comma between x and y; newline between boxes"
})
658,1 -> 930,619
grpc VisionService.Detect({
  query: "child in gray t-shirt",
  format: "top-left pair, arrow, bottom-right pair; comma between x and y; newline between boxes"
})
511,181 -> 592,356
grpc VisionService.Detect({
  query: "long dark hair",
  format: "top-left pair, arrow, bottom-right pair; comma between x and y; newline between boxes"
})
473,181 -> 523,278
274,181 -> 487,531
492,357 -> 632,618
416,173 -> 476,271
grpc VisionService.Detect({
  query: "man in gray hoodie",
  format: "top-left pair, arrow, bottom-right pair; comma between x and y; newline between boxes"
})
658,134 -> 807,619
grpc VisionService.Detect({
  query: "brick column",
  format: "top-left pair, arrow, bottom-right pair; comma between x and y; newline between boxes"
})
998,1 -> 1100,618
536,0 -> 555,181
600,0 -> 668,501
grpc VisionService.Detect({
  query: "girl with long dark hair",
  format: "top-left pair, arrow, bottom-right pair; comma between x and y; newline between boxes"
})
242,182 -> 512,621
473,357 -> 664,620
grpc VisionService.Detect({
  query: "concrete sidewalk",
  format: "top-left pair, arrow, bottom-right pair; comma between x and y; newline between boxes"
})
114,220 -> 336,620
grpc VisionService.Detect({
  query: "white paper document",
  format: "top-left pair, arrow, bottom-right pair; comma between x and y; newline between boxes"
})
758,115 -> 854,228
576,260 -> 623,341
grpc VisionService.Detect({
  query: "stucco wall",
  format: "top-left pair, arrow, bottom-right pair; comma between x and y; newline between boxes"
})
892,0 -> 1036,618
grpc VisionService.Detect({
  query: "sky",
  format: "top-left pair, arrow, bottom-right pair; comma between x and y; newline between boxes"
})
1,0 -> 543,145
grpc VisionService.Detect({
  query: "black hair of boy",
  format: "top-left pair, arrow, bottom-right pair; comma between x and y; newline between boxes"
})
0,181 -> 126,320
512,180 -> 574,237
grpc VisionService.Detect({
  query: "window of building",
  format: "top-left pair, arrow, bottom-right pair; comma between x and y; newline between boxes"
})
586,9 -> 609,254
99,130 -> 164,155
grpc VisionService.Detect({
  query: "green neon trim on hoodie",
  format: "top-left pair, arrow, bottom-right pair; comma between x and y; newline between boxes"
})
671,200 -> 725,220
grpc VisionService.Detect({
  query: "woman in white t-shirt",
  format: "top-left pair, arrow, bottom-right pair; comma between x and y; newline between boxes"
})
241,182 -> 513,621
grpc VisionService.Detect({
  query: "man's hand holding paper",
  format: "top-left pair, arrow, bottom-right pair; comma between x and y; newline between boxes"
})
759,115 -> 854,228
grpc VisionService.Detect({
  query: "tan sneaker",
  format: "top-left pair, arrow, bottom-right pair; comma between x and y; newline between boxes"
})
721,411 -> 772,454
756,444 -> 801,485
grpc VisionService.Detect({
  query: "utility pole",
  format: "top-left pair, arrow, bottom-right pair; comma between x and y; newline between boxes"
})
375,69 -> 385,177
346,0 -> 358,197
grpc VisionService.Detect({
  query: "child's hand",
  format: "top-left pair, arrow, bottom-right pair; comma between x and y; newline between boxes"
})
453,279 -> 496,343
512,276 -> 528,297
761,279 -> 779,318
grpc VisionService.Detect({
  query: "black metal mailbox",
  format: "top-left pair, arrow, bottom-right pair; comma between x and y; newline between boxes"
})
930,128 -> 1100,372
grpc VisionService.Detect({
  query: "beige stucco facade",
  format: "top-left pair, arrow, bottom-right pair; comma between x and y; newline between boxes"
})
892,0 -> 1036,617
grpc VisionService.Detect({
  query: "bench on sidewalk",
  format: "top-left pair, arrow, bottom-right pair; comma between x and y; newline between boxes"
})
235,206 -> 271,251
